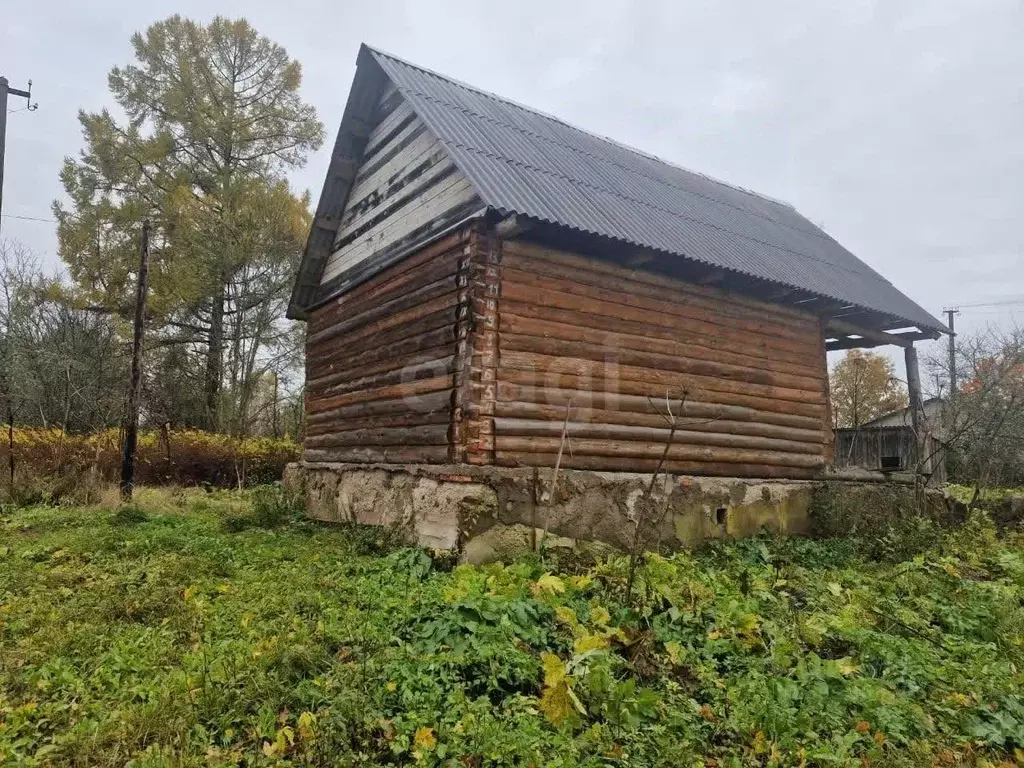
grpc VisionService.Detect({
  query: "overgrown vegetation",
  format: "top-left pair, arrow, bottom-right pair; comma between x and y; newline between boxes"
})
0,428 -> 297,505
2,491 -> 1023,766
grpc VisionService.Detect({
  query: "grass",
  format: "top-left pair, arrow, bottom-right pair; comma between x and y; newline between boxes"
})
1,489 -> 1023,766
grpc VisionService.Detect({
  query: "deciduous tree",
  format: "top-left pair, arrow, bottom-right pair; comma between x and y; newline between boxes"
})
54,15 -> 323,431
830,349 -> 908,428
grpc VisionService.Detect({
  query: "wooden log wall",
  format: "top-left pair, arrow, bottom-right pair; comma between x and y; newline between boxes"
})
303,229 -> 473,464
491,241 -> 832,479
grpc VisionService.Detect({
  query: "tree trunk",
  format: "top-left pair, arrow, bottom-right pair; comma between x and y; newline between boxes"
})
6,402 -> 14,493
205,279 -> 225,432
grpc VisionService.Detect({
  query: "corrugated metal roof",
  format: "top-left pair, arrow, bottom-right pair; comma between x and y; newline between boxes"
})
367,46 -> 945,333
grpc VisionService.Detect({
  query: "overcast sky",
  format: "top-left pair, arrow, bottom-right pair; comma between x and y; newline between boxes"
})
3,0 -> 1022,385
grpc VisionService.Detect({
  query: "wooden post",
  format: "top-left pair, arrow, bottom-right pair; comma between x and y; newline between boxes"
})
120,219 -> 151,501
0,77 -> 8,239
904,344 -> 930,477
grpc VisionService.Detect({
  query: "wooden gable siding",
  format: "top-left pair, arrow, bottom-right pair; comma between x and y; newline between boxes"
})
489,241 -> 831,479
319,85 -> 479,288
303,229 -> 473,464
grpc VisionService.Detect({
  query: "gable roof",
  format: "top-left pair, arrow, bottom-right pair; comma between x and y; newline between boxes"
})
291,45 -> 946,334
860,397 -> 944,429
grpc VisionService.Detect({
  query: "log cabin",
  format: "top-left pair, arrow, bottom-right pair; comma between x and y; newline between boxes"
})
288,44 -> 948,483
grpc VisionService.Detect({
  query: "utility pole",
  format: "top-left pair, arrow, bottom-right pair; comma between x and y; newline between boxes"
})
943,307 -> 960,397
0,77 -> 37,238
121,220 -> 151,501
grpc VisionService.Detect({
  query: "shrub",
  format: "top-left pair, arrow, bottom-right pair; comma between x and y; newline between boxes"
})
0,428 -> 298,492
221,484 -> 302,532
250,483 -> 302,528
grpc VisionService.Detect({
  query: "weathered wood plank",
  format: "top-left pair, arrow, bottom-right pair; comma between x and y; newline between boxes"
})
305,423 -> 450,449
309,291 -> 460,352
307,342 -> 455,393
340,149 -> 455,238
362,100 -> 414,156
499,331 -> 824,392
309,247 -> 461,335
499,311 -> 823,381
501,241 -> 818,326
494,436 -> 824,468
311,355 -> 456,400
493,417 -> 822,455
498,371 -> 824,420
304,446 -> 451,464
499,293 -> 818,366
500,261 -> 818,339
313,231 -> 467,326
308,374 -> 455,415
307,389 -> 453,426
500,279 -> 815,353
310,274 -> 458,347
306,409 -> 451,437
323,175 -> 477,283
498,350 -> 825,407
308,309 -> 458,379
492,400 -> 824,443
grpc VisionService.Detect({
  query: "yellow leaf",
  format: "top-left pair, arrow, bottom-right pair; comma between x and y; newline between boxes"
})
837,657 -> 860,676
297,711 -> 316,741
534,573 -> 566,594
573,632 -> 609,655
664,640 -> 684,666
751,730 -> 768,754
384,680 -> 397,692
183,586 -> 198,601
540,652 -> 567,688
540,681 -> 577,726
590,605 -> 611,626
413,726 -> 436,751
277,725 -> 294,748
554,606 -> 578,627
570,574 -> 593,589
737,613 -> 761,634
827,582 -> 843,596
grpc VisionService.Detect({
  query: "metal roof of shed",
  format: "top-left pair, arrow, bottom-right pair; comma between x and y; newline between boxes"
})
364,46 -> 944,333
290,44 -> 946,334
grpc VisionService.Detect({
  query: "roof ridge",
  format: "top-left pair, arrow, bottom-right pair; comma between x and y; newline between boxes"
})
444,139 -> 882,281
365,44 -> 797,212
395,84 -> 853,258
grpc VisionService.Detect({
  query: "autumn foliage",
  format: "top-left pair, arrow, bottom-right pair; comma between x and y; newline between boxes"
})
829,350 -> 909,428
1,428 -> 298,493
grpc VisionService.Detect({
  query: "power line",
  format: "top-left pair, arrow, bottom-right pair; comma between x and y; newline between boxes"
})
1,213 -> 55,223
956,298 -> 1024,309
1,76 -> 39,239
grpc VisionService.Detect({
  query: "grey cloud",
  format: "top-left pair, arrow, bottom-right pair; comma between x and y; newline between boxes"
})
2,0 -> 1021,378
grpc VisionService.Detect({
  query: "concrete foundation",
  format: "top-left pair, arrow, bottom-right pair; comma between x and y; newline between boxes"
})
283,462 -> 949,563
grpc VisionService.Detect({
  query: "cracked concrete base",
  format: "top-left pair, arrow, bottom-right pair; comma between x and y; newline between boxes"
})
282,461 -> 939,564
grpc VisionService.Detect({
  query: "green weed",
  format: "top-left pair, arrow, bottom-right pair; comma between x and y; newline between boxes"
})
1,491 -> 1022,766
